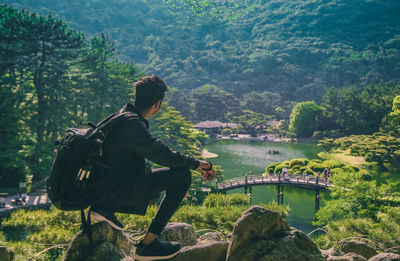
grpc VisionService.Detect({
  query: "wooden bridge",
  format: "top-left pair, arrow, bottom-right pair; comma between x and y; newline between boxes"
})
215,173 -> 334,216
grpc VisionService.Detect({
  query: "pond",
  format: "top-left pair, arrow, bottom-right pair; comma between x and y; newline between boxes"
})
205,139 -> 328,233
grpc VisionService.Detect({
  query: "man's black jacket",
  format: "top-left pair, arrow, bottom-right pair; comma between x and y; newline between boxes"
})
90,103 -> 199,214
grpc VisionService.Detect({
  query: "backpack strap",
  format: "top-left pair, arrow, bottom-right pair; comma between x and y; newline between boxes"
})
89,111 -> 137,137
81,209 -> 93,250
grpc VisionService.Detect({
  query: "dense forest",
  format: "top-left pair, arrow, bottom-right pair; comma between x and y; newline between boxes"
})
2,0 -> 400,101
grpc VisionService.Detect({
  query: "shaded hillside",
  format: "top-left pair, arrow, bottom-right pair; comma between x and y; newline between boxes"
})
2,0 -> 400,100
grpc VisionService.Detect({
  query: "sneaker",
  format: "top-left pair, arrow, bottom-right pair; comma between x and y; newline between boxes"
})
134,238 -> 181,260
89,207 -> 124,231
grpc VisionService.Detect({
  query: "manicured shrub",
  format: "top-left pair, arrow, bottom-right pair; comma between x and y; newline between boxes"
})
307,161 -> 326,172
291,165 -> 301,171
266,162 -> 280,173
289,158 -> 309,167
322,160 -> 344,169
274,163 -> 289,173
299,166 -> 308,173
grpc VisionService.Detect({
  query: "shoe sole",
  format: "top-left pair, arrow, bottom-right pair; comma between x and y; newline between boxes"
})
90,211 -> 124,231
132,249 -> 180,261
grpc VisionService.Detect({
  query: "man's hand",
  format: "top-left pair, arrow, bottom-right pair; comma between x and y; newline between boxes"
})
198,160 -> 215,181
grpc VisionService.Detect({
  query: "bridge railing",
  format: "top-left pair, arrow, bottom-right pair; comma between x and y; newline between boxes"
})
217,173 -> 332,190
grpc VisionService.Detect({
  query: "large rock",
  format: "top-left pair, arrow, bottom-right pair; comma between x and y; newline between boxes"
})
198,232 -> 224,244
368,253 -> 400,261
63,222 -> 134,261
340,240 -> 378,259
321,247 -> 342,258
169,241 -> 229,261
226,206 -> 324,261
160,222 -> 198,246
0,246 -> 14,261
328,253 -> 367,261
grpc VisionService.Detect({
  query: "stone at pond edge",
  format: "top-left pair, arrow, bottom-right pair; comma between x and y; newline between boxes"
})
226,206 -> 324,261
368,253 -> 400,261
168,241 -> 229,261
160,222 -> 198,246
340,240 -> 378,259
63,222 -> 133,261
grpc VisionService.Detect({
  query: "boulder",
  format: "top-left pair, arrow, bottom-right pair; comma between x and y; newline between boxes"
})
321,247 -> 342,258
198,232 -> 224,244
63,222 -> 134,261
0,246 -> 14,261
160,222 -> 198,246
328,253 -> 367,261
340,240 -> 378,259
368,253 -> 400,261
169,241 -> 229,261
226,206 -> 324,261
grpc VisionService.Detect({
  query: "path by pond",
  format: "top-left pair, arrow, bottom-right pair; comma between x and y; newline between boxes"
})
205,139 -> 327,233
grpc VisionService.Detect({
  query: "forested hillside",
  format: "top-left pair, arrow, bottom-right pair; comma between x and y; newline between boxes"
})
2,0 -> 400,100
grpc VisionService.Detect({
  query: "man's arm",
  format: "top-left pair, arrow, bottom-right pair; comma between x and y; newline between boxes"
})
119,118 -> 208,170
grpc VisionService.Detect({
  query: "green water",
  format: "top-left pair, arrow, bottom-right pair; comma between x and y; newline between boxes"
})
205,139 -> 327,233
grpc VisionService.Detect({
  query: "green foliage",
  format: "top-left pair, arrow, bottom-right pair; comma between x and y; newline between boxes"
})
289,101 -> 323,137
289,158 -> 309,167
314,207 -> 400,250
233,110 -> 273,137
319,132 -> 400,166
266,162 -> 280,173
5,0 -> 399,104
202,193 -> 250,207
307,162 -> 326,173
274,162 -> 289,174
191,84 -> 241,122
322,160 -> 344,169
152,104 -> 208,155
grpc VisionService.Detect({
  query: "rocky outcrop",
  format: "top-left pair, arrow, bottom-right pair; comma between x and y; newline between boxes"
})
368,253 -> 400,261
169,241 -> 229,261
198,232 -> 224,244
321,247 -> 342,258
160,222 -> 198,246
340,240 -> 378,259
226,206 -> 325,261
63,222 -> 134,261
63,206 -> 396,261
0,246 -> 14,261
327,252 -> 367,261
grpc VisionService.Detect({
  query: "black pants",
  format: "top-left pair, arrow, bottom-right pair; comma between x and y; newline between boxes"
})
147,167 -> 192,235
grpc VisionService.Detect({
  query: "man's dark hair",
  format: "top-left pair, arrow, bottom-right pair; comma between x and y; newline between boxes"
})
134,74 -> 168,110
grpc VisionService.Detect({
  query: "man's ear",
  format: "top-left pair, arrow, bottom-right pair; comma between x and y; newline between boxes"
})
155,100 -> 162,109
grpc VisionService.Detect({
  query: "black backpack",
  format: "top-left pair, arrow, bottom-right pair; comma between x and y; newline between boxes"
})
46,111 -> 134,211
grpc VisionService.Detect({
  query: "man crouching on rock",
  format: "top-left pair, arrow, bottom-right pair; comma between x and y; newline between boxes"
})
88,74 -> 214,260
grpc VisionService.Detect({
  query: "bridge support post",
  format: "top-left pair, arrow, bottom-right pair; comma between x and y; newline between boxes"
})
314,189 -> 320,220
249,185 -> 252,204
280,185 -> 284,205
277,184 -> 281,204
244,174 -> 248,194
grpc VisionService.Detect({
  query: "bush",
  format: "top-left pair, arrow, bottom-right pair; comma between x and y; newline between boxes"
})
291,165 -> 301,171
222,128 -> 232,135
202,193 -> 250,207
274,163 -> 289,173
289,158 -> 309,167
299,166 -> 308,173
266,162 -> 280,173
322,160 -> 344,169
307,161 -> 326,172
